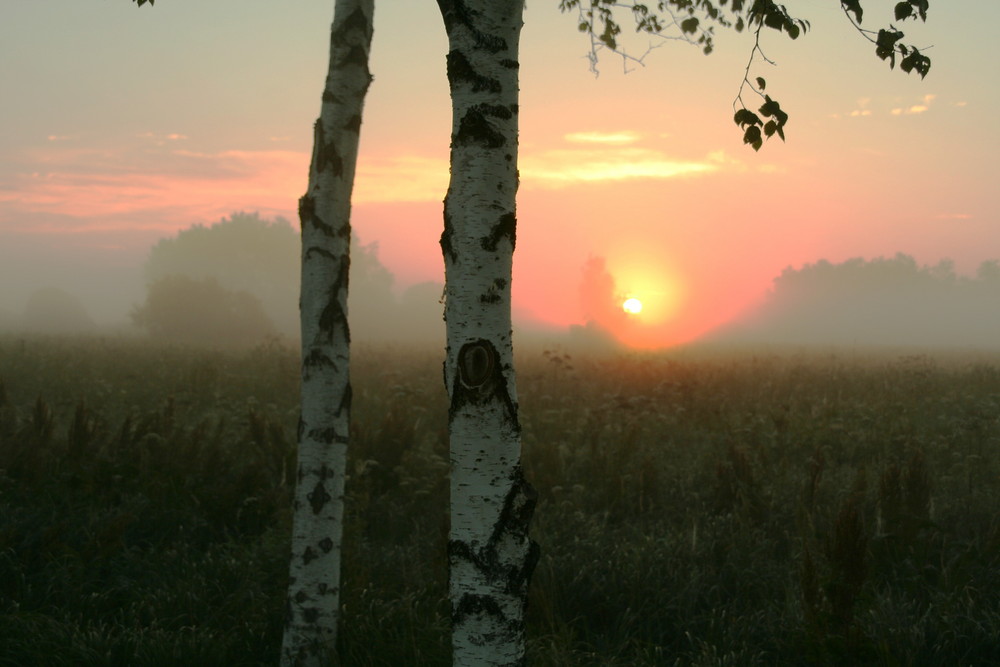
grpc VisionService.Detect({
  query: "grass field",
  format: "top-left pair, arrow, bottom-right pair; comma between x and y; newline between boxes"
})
1,336 -> 999,665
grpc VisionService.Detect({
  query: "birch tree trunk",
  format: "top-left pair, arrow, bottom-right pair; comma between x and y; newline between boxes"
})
435,2 -> 538,665
281,2 -> 373,665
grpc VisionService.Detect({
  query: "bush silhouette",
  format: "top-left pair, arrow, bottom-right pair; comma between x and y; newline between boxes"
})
131,275 -> 276,347
143,212 -> 300,336
140,211 -> 413,340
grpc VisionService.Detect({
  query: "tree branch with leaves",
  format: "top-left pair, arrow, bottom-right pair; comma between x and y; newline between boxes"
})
560,0 -> 932,150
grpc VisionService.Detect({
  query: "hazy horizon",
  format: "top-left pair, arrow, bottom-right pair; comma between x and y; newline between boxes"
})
2,2 -> 997,349
2,213 -> 998,352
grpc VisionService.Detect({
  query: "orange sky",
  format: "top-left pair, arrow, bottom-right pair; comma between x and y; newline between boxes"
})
1,1 -> 997,346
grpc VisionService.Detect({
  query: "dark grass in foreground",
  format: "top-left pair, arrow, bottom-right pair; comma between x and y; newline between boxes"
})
1,337 -> 999,666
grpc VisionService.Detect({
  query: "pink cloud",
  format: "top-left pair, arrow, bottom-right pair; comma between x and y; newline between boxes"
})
0,142 -> 306,235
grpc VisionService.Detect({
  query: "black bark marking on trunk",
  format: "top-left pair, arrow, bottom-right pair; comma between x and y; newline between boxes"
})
479,277 -> 508,304
481,212 -> 516,252
339,45 -> 371,69
449,466 -> 538,590
318,537 -> 334,553
302,546 -> 318,565
304,349 -> 335,372
452,339 -> 496,403
448,592 -> 530,667
459,340 -> 494,387
344,113 -> 363,133
451,592 -> 504,624
454,104 -> 512,148
307,427 -> 348,446
338,381 -> 352,417
449,339 -> 519,433
448,467 -> 539,645
308,479 -> 332,514
437,0 -> 508,54
303,607 -> 320,624
298,194 -> 313,230
303,246 -> 338,263
472,103 -> 513,119
299,195 -> 339,239
500,58 -> 519,69
331,2 -> 375,74
312,120 -> 344,178
441,198 -> 457,262
318,264 -> 351,345
496,468 -> 540,592
447,50 -> 502,93
334,5 -> 374,44
294,590 -> 308,604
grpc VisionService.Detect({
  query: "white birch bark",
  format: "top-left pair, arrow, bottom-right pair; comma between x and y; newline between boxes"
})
281,2 -> 373,665
435,2 -> 538,665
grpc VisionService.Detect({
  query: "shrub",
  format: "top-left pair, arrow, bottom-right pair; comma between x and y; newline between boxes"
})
131,275 -> 276,347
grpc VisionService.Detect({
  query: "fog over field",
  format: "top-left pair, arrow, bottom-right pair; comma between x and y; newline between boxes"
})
1,215 -> 999,351
0,231 -> 145,331
705,254 -> 1000,349
0,213 -> 447,346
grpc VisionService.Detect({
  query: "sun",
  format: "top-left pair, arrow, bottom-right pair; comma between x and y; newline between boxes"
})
622,297 -> 643,315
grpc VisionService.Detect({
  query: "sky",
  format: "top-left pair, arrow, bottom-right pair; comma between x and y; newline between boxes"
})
1,0 -> 997,347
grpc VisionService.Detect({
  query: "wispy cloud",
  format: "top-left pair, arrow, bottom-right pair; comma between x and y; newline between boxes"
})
564,131 -> 642,145
891,93 -> 936,116
0,142 -> 305,233
522,147 -> 716,184
520,132 -> 721,186
833,94 -> 940,119
135,131 -> 190,146
352,133 -> 720,200
1,129 -> 730,232
849,97 -> 872,118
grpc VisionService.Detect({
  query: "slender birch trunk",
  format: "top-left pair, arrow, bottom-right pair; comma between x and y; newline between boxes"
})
281,2 -> 373,665
435,2 -> 538,665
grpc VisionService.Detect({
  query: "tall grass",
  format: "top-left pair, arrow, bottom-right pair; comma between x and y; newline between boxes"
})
1,337 -> 998,665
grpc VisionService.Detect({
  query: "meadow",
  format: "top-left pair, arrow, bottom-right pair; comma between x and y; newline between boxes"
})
1,336 -> 998,666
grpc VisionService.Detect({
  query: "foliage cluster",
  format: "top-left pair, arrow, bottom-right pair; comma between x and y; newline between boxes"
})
2,337 -> 999,665
132,212 -> 442,347
132,212 -> 299,344
718,253 -> 1000,348
559,1 -> 931,150
131,275 -> 278,348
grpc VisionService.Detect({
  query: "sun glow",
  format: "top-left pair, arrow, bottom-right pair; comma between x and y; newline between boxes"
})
622,297 -> 643,314
606,254 -> 690,347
